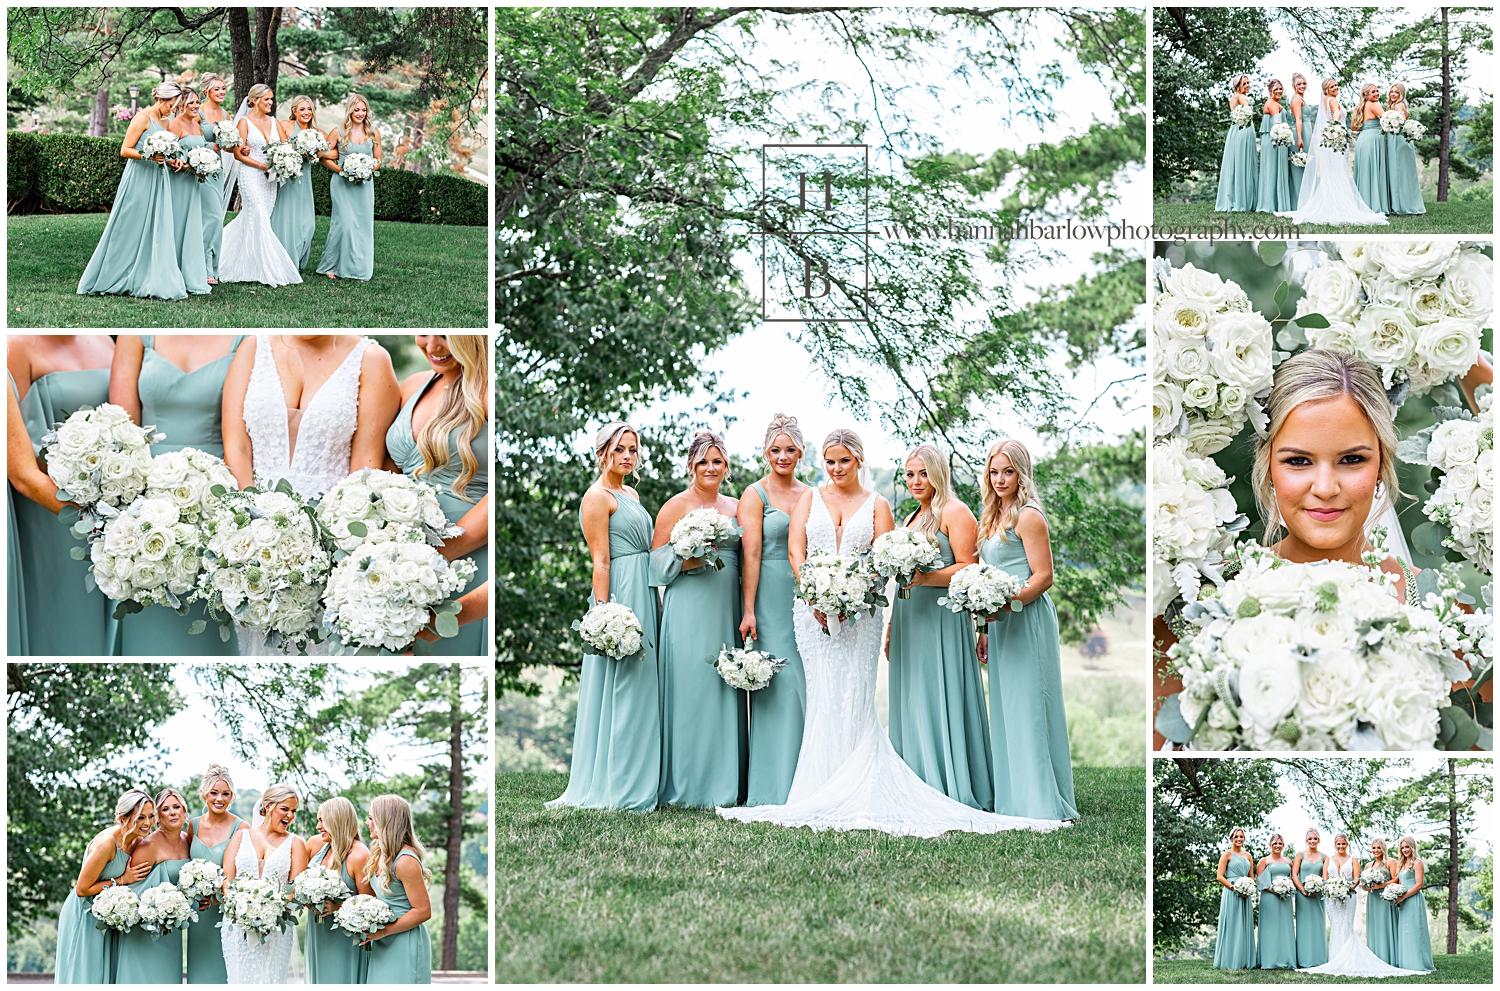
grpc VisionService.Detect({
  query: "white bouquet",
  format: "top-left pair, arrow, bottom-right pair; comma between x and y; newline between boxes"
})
1397,390 -> 1492,572
40,403 -> 160,543
1270,875 -> 1296,899
91,884 -> 141,932
1380,110 -> 1406,135
1290,150 -> 1309,168
332,893 -> 395,949
292,127 -> 331,160
1323,875 -> 1355,901
711,638 -> 786,691
186,146 -> 223,182
212,120 -> 240,149
143,448 -> 237,525
177,858 -> 225,903
1301,874 -> 1325,896
1382,883 -> 1407,904
138,882 -> 197,937
1270,121 -> 1294,147
939,562 -> 1027,617
1231,875 -> 1259,902
261,139 -> 305,186
1164,541 -> 1472,752
1152,262 -> 1272,455
869,528 -> 943,598
219,874 -> 296,943
193,485 -> 332,652
1362,866 -> 1391,889
1151,438 -> 1246,615
573,599 -> 644,660
1319,119 -> 1351,153
321,527 -> 476,654
668,508 -> 741,569
340,152 -> 379,183
796,549 -> 885,632
91,496 -> 202,611
292,864 -> 350,909
1230,103 -> 1256,129
316,468 -> 459,556
1402,118 -> 1427,142
141,129 -> 182,166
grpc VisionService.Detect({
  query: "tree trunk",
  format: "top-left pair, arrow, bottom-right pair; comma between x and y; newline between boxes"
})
1447,758 -> 1459,954
89,85 -> 110,137
229,8 -> 253,110
441,663 -> 463,970
254,7 -> 284,112
1437,7 -> 1452,201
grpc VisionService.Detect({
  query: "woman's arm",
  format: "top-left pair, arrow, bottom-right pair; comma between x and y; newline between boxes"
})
348,343 -> 402,471
321,128 -> 342,170
363,855 -> 431,943
7,386 -> 67,513
221,338 -> 257,488
1460,353 -> 1493,413
652,495 -> 705,569
371,128 -> 383,168
1012,507 -> 1055,605
872,496 -> 895,542
581,487 -> 614,603
1293,99 -> 1304,146
74,837 -> 118,897
109,335 -> 146,423
287,835 -> 309,881
1351,857 -> 1361,882
787,488 -> 815,576
440,493 -> 489,561
1402,862 -> 1424,903
1216,850 -> 1233,890
118,113 -> 153,160
738,486 -> 765,641
232,119 -> 269,170
912,503 -> 979,589
1291,853 -> 1307,895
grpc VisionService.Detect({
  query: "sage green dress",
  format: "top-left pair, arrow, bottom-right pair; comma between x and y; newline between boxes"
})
887,527 -> 994,811
1257,861 -> 1297,969
270,124 -> 318,269
652,523 -> 747,808
384,372 -> 489,655
1385,106 -> 1426,214
1366,862 -> 1400,963
1256,111 -> 1295,213
8,381 -> 29,656
55,845 -> 128,983
1295,854 -> 1328,966
744,483 -> 806,806
1215,99 -> 1259,212
115,335 -> 244,656
116,856 -> 188,983
316,135 -> 375,280
549,493 -> 662,812
1213,853 -> 1256,969
198,118 -> 227,278
1353,118 -> 1391,214
1394,868 -> 1434,971
185,814 -> 243,984
981,508 -> 1076,820
366,850 -> 432,984
78,117 -> 191,300
1289,99 -> 1315,202
169,131 -> 212,294
304,853 -> 368,984
12,369 -> 112,656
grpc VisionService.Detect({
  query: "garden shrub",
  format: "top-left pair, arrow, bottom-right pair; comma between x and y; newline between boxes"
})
34,133 -> 126,212
8,131 -> 40,203
420,171 -> 486,226
311,165 -> 333,216
374,169 -> 423,222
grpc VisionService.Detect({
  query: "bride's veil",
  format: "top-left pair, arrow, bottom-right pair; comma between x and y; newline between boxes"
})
220,97 -> 250,212
1292,93 -> 1326,212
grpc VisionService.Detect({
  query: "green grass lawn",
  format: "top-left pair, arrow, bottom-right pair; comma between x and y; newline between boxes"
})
496,767 -> 1147,983
7,212 -> 486,328
1152,200 -> 1491,235
1152,955 -> 1492,984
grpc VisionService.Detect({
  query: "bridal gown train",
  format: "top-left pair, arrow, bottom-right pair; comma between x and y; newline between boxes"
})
221,833 -> 295,984
1299,859 -> 1426,977
718,489 -> 1067,838
218,119 -> 304,286
1276,95 -> 1388,226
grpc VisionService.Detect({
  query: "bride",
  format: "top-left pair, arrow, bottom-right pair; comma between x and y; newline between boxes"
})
219,85 -> 304,286
1276,78 -> 1388,226
1299,834 -> 1426,978
719,429 -> 1066,838
220,784 -> 308,984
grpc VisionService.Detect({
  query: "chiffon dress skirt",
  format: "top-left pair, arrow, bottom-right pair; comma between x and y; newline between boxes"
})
7,480 -> 26,655
1256,112 -> 1295,214
168,133 -> 212,294
12,369 -> 112,656
1353,123 -> 1391,214
547,495 -> 662,812
113,336 -> 244,656
185,814 -> 243,983
269,127 -> 318,269
1366,873 -> 1400,963
1213,854 -> 1257,969
304,860 -> 369,984
366,851 -> 432,983
54,846 -> 128,983
77,118 -> 190,300
1395,869 -> 1434,971
887,528 -> 994,811
744,483 -> 807,807
1257,862 -> 1298,969
384,371 -> 490,655
317,138 -> 376,280
1215,113 -> 1259,212
1289,105 -> 1313,201
115,858 -> 188,983
1295,855 -> 1328,966
652,537 -> 748,808
198,120 -> 226,278
1386,131 -> 1426,214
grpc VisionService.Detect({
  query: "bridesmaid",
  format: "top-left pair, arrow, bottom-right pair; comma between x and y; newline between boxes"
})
164,86 -> 212,295
976,439 -> 1076,820
1213,828 -> 1257,970
385,335 -> 490,655
316,93 -> 380,281
7,335 -> 114,656
1257,833 -> 1297,970
652,430 -> 747,808
1393,836 -> 1435,972
887,443 -> 993,811
1256,79 -> 1294,213
1292,828 -> 1328,967
1351,83 -> 1391,214
548,423 -> 662,812
270,95 -> 321,270
196,73 -> 232,283
1385,83 -> 1426,215
77,83 -> 193,299
1288,73 -> 1312,202
185,764 -> 246,984
738,414 -> 809,807
1214,73 -> 1259,212
305,797 -> 375,984
362,795 -> 433,983
1364,837 -> 1400,964
55,789 -> 154,984
116,788 -> 193,983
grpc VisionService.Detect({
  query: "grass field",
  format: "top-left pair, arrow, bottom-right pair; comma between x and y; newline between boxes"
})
496,767 -> 1147,983
7,213 -> 486,328
1153,954 -> 1492,984
1152,200 -> 1492,235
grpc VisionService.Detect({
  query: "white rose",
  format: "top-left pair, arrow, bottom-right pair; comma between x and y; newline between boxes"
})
1338,241 -> 1381,276
1163,264 -> 1237,310
1374,241 -> 1460,282
138,497 -> 179,530
1404,280 -> 1449,325
1195,726 -> 1236,751
1159,338 -> 1214,382
1441,251 -> 1493,324
1208,700 -> 1239,730
1430,420 -> 1480,471
1155,295 -> 1214,342
1475,449 -> 1493,495
101,452 -> 134,481
381,487 -> 422,523
1185,415 -> 1239,456
1412,317 -> 1482,379
1207,311 -> 1274,394
1367,680 -> 1441,751
1305,319 -> 1360,355
1352,305 -> 1417,373
1214,383 -> 1247,416
1295,649 -> 1362,732
1297,260 -> 1363,323
147,452 -> 190,488
1153,381 -> 1184,438
225,528 -> 258,563
1230,619 -> 1301,737
133,560 -> 166,589
249,518 -> 280,547
1182,379 -> 1217,409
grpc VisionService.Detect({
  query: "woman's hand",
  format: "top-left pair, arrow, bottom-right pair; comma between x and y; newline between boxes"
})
976,632 -> 988,664
739,612 -> 758,642
121,860 -> 153,884
197,895 -> 217,911
360,926 -> 389,946
813,609 -> 829,633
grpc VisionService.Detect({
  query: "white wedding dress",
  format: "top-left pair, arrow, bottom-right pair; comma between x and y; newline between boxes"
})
1299,858 -> 1426,977
219,118 -> 304,286
718,489 -> 1067,838
1277,95 -> 1388,226
221,830 -> 295,984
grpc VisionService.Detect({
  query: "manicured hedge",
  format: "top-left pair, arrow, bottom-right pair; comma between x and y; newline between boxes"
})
8,131 -> 40,202
374,169 -> 424,222
419,171 -> 487,226
29,133 -> 126,212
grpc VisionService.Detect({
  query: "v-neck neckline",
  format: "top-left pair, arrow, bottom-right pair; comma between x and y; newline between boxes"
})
267,338 -> 363,464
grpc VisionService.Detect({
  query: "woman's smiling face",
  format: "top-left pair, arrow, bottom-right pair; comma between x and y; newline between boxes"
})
1270,394 -> 1381,551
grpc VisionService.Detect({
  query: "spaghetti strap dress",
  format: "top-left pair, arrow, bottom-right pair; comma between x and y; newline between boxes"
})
1365,861 -> 1400,963
744,482 -> 807,806
198,116 -> 227,277
269,123 -> 318,269
168,130 -> 212,294
1394,868 -> 1434,971
185,814 -> 243,983
1213,853 -> 1256,969
55,845 -> 129,983
77,117 -> 190,300
115,856 -> 189,983
316,134 -> 375,280
1353,114 -> 1391,214
366,850 -> 432,983
304,854 -> 369,984
1295,854 -> 1328,966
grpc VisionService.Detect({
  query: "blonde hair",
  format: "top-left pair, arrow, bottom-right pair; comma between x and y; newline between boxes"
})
364,794 -> 430,885
1322,77 -> 1338,96
342,93 -> 373,142
904,444 -> 953,539
257,783 -> 299,819
1353,84 -> 1380,130
198,73 -> 228,102
1229,73 -> 1249,95
1229,827 -> 1247,842
114,788 -> 153,824
153,788 -> 189,820
1370,836 -> 1388,859
761,414 -> 805,461
1306,827 -> 1321,841
1252,349 -> 1402,543
686,430 -> 729,479
199,763 -> 235,800
980,438 -> 1042,542
244,83 -> 273,110
318,797 -> 361,872
1396,835 -> 1422,873
151,82 -> 184,104
171,86 -> 199,117
1267,78 -> 1283,96
1269,831 -> 1285,847
284,94 -> 316,124
593,422 -> 639,479
1292,72 -> 1307,88
821,428 -> 865,467
412,336 -> 486,499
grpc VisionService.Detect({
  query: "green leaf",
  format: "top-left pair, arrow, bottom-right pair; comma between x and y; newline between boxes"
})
1257,242 -> 1287,266
1410,521 -> 1451,557
188,620 -> 207,635
347,521 -> 368,538
435,612 -> 460,638
210,484 -> 228,497
219,624 -> 232,642
1438,705 -> 1480,751
1273,280 -> 1288,307
1293,312 -> 1330,329
1154,693 -> 1193,744
69,545 -> 86,561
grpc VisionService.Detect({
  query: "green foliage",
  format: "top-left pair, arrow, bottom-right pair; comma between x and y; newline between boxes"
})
420,172 -> 487,226
372,169 -> 424,222
6,133 -> 126,213
1152,198 -> 1494,234
1152,955 -> 1492,983
7,131 -> 39,202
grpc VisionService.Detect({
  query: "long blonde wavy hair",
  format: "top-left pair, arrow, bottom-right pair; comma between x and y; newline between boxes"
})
317,796 -> 361,872
904,443 -> 953,539
364,794 -> 430,885
980,439 -> 1041,542
413,335 -> 486,499
1396,836 -> 1423,875
1353,83 -> 1380,130
342,93 -> 374,142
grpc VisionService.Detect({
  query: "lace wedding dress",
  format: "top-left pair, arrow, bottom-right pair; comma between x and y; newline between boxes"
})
1300,858 -> 1425,977
219,118 -> 304,286
1277,95 -> 1388,226
718,489 -> 1067,838
221,831 -> 295,984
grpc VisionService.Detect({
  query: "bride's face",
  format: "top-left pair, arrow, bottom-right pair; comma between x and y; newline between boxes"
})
823,444 -> 858,487
765,434 -> 801,478
1335,836 -> 1348,855
266,797 -> 298,834
257,91 -> 275,115
904,457 -> 933,502
1269,394 -> 1381,554
416,335 -> 456,374
690,445 -> 727,490
157,794 -> 186,831
203,782 -> 233,815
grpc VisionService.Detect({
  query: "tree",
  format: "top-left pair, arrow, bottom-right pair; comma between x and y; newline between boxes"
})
1395,759 -> 1493,952
6,663 -> 182,934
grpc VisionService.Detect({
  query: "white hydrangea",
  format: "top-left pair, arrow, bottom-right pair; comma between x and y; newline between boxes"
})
340,152 -> 379,183
321,527 -> 476,653
91,884 -> 142,932
1379,110 -> 1406,135
91,496 -> 201,606
144,447 -> 237,524
1151,438 -> 1245,615
1398,391 -> 1492,572
574,600 -> 645,660
711,641 -> 787,691
292,128 -> 330,159
939,562 -> 1028,617
40,403 -> 160,537
668,509 -> 741,568
317,468 -> 459,555
292,864 -> 350,907
220,875 -> 295,942
176,859 -> 225,903
796,550 -> 884,631
332,893 -> 395,944
138,882 -> 197,935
